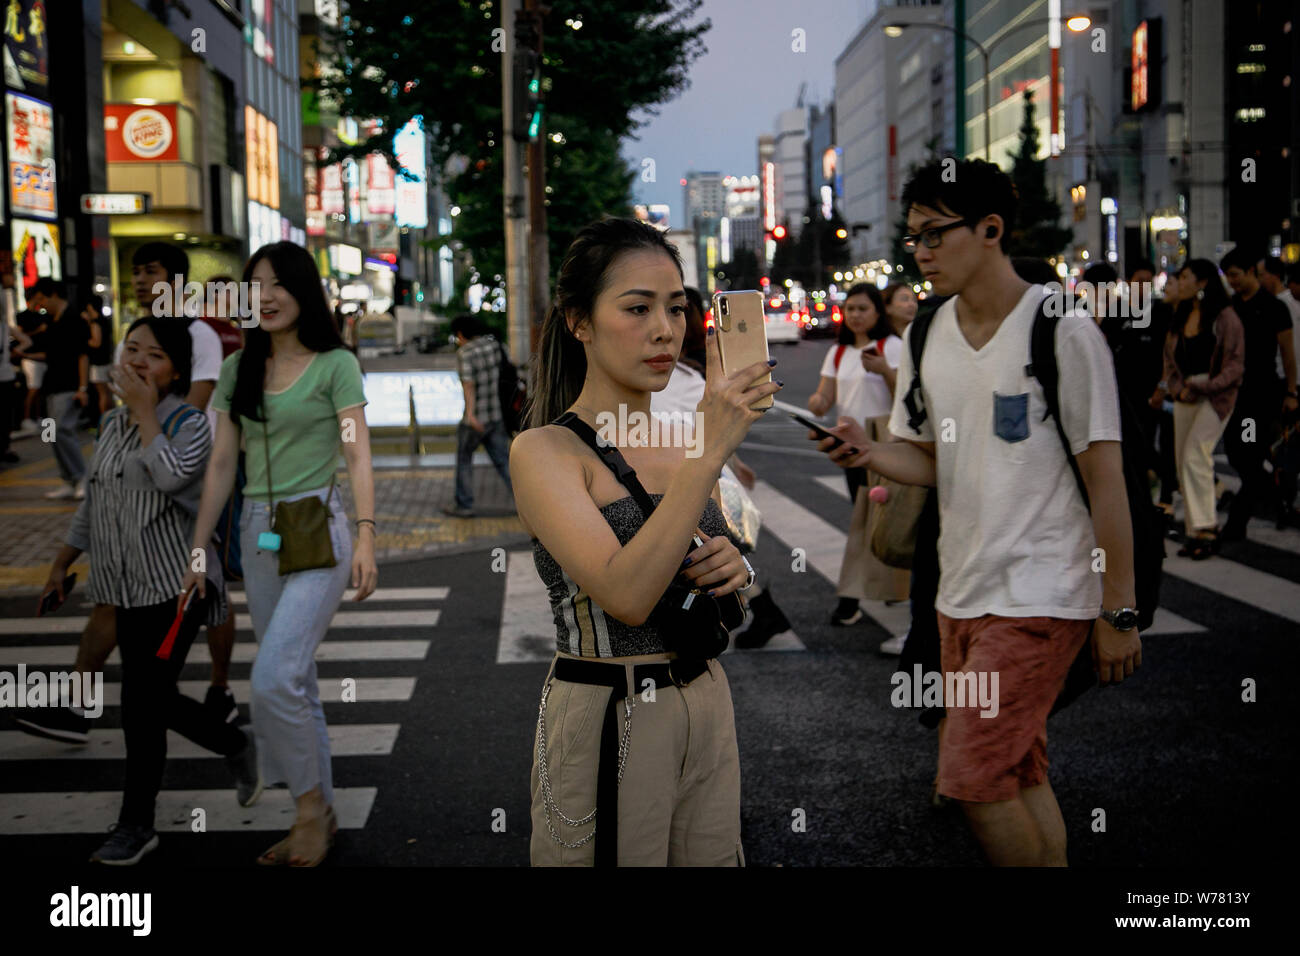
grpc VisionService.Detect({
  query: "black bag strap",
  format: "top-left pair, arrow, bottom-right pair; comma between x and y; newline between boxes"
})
552,411 -> 658,520
901,308 -> 937,435
1027,299 -> 1090,509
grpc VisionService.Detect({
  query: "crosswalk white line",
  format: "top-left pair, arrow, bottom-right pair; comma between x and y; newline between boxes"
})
0,787 -> 378,835
0,609 -> 439,636
0,724 -> 401,761
496,551 -> 557,663
228,587 -> 449,605
0,640 -> 430,666
1162,539 -> 1300,624
65,677 -> 417,707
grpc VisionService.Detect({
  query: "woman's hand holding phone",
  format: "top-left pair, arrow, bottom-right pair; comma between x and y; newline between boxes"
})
860,344 -> 890,375
819,417 -> 871,470
679,532 -> 749,597
698,325 -> 783,466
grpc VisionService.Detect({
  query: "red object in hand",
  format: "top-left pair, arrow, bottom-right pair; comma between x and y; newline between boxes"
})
869,485 -> 889,504
158,588 -> 196,660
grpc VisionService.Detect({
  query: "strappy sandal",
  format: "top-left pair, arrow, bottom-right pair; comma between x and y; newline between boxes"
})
256,807 -> 337,867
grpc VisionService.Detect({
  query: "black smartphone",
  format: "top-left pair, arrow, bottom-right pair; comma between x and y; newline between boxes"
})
37,572 -> 77,617
789,413 -> 843,450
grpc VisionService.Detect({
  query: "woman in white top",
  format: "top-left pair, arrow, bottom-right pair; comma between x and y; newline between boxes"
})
806,282 -> 908,625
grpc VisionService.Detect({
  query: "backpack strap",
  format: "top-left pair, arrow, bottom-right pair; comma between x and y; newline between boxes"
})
161,403 -> 201,439
552,411 -> 659,520
1027,301 -> 1090,508
900,309 -> 938,436
832,344 -> 846,372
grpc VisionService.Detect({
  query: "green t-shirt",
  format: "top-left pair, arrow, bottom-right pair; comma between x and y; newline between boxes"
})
213,348 -> 367,500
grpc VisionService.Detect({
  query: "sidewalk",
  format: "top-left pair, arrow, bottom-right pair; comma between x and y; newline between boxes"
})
0,428 -> 525,596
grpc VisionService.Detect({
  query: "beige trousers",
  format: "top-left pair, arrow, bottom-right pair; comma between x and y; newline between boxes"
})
838,416 -> 911,602
1173,398 -> 1230,532
530,655 -> 744,866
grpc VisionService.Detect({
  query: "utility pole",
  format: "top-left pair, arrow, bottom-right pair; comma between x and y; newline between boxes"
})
502,0 -> 530,366
523,0 -> 552,356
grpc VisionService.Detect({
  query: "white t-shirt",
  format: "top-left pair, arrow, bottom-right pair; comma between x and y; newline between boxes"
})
888,284 -> 1122,620
115,318 -> 223,436
650,361 -> 705,443
819,336 -> 902,423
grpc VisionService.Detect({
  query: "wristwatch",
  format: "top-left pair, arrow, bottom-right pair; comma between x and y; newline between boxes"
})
1099,607 -> 1139,631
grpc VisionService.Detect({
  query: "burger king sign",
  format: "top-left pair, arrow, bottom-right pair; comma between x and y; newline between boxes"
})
105,104 -> 180,163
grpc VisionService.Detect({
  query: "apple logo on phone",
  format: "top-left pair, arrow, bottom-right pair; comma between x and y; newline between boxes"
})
738,319 -> 748,333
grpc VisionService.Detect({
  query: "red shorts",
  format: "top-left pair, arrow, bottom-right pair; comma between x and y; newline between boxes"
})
936,613 -> 1092,803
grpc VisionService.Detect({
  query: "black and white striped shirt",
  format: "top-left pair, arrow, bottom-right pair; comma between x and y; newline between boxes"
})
67,394 -> 226,623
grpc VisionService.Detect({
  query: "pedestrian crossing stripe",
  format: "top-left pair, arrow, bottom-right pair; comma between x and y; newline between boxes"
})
0,724 -> 401,761
0,609 -> 440,636
83,678 -> 417,707
0,787 -> 378,835
227,587 -> 450,605
0,640 -> 430,666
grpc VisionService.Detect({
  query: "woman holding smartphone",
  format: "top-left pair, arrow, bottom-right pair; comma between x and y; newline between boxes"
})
183,241 -> 377,867
512,217 -> 781,866
807,282 -> 909,627
40,317 -> 258,865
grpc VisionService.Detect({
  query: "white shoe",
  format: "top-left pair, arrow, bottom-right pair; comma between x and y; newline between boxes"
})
44,482 -> 78,500
878,633 -> 907,656
14,419 -> 39,436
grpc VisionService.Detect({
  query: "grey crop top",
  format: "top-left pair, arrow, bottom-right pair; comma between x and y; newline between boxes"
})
531,494 -> 733,658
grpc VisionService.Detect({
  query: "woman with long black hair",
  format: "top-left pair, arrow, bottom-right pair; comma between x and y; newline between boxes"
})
184,241 -> 378,866
512,217 -> 781,865
1149,259 -> 1244,559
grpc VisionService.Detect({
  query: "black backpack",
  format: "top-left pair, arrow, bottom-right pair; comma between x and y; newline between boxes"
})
901,296 -> 1165,708
495,339 -> 526,435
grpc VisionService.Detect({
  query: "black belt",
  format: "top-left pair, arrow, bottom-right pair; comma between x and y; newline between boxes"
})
552,656 -> 712,866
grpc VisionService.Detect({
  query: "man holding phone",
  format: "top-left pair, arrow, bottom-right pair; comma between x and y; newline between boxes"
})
814,158 -> 1141,867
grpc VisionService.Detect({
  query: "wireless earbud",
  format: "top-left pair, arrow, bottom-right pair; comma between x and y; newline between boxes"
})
985,225 -> 997,239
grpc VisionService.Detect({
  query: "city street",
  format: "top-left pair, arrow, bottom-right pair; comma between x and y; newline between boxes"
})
2,340 -> 1293,867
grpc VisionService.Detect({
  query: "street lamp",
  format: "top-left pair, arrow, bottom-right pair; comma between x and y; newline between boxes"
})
884,12 -> 1091,162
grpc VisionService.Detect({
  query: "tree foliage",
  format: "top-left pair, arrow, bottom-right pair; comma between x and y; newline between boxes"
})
311,0 -> 710,288
1006,88 -> 1073,258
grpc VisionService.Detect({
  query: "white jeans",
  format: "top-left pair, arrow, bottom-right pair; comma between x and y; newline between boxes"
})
1173,399 -> 1230,533
240,485 -> 352,804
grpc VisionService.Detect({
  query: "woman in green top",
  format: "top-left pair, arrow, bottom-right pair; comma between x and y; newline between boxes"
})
185,241 -> 378,866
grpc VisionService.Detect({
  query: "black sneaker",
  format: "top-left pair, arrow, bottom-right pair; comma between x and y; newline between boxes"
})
735,589 -> 792,649
225,726 -> 264,807
14,707 -> 91,744
204,685 -> 239,725
90,823 -> 159,865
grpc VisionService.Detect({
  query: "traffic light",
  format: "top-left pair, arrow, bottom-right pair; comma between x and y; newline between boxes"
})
513,48 -> 542,142
835,227 -> 848,240
771,225 -> 787,240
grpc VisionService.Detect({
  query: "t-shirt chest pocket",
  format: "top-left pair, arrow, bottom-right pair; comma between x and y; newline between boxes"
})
991,371 -> 1047,460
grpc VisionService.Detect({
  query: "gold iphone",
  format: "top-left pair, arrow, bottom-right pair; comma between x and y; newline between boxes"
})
712,290 -> 773,409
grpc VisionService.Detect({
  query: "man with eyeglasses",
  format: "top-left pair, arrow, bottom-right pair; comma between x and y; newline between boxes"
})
813,158 -> 1140,867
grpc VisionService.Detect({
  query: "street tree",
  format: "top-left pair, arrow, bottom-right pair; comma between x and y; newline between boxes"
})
1006,88 -> 1073,258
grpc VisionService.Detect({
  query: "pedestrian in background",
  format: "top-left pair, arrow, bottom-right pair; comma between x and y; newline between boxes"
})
15,296 -> 47,434
82,294 -> 114,416
514,216 -> 776,865
882,282 -> 918,338
442,313 -> 514,518
807,282 -> 909,629
37,317 -> 258,865
1220,247 -> 1296,540
185,240 -> 377,867
1150,259 -> 1243,559
24,278 -> 89,499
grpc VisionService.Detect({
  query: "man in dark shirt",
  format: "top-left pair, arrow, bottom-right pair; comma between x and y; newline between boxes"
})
25,278 -> 89,499
1220,247 -> 1298,539
1121,259 -> 1176,508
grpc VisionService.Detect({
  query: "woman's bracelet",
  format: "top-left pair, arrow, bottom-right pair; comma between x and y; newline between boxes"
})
356,518 -> 376,531
740,555 -> 757,592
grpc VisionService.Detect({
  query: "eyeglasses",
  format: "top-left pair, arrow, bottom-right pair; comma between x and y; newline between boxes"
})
901,219 -> 974,254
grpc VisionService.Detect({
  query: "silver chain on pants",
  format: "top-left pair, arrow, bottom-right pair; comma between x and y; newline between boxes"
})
536,678 -> 633,849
